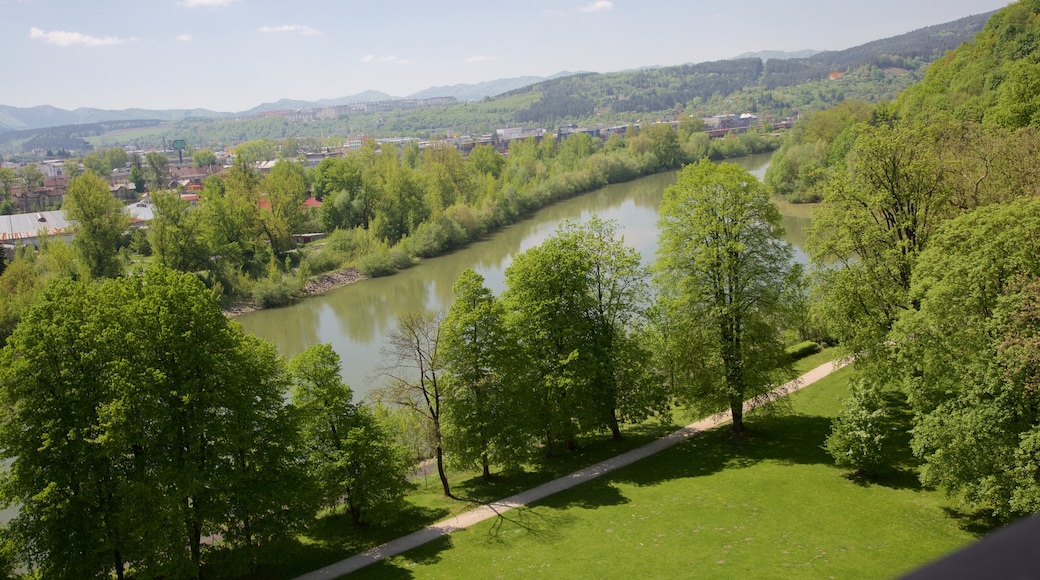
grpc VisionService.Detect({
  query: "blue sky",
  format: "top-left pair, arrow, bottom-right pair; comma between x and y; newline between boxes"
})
0,0 -> 1010,112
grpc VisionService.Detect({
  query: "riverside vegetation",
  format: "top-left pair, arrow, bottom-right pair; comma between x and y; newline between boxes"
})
2,1 -> 1040,577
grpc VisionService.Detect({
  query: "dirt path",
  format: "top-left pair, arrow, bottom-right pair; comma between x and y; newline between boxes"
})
295,358 -> 849,579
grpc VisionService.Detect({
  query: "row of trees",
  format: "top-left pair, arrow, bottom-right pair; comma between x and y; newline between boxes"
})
383,161 -> 800,497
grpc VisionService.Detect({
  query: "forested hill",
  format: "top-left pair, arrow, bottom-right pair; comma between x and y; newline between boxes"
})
503,11 -> 994,122
897,0 -> 1040,128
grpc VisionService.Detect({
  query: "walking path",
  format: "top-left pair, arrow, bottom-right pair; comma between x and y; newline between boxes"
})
295,359 -> 849,579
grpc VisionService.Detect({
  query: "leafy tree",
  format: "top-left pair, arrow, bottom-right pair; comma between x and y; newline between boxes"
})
376,311 -> 452,497
16,163 -> 43,194
807,122 -> 951,369
62,172 -> 131,279
105,147 -> 129,172
289,344 -> 408,526
148,191 -> 209,272
234,139 -> 278,164
441,269 -> 524,479
502,226 -> 599,453
466,144 -> 505,180
192,149 -> 218,167
824,381 -> 890,476
893,197 -> 1040,520
654,159 -> 796,433
0,266 -> 313,577
145,152 -> 170,192
128,165 -> 147,194
0,168 -> 15,202
62,157 -> 82,178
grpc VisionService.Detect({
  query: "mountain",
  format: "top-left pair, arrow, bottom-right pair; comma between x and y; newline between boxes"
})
732,50 -> 821,61
407,72 -> 580,101
0,105 -> 229,134
238,91 -> 396,116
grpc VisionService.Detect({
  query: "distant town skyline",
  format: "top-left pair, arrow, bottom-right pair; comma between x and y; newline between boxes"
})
0,0 -> 1010,112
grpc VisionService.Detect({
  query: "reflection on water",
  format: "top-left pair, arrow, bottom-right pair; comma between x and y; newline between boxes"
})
238,152 -> 815,398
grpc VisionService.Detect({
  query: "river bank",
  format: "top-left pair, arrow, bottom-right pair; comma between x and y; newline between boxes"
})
224,267 -> 363,317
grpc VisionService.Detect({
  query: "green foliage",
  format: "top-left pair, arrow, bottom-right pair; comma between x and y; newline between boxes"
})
825,380 -> 891,475
62,172 -> 131,279
0,266 -> 315,577
654,159 -> 797,432
289,344 -> 409,526
787,340 -> 821,361
893,197 -> 1040,520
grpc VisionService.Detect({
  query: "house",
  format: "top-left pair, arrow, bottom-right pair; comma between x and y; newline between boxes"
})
0,210 -> 74,255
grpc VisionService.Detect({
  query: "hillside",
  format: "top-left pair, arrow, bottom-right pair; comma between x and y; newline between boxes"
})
0,10 -> 996,155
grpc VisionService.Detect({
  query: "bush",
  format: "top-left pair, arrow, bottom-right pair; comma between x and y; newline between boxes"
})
824,381 -> 890,476
251,276 -> 299,308
787,340 -> 821,361
358,252 -> 396,278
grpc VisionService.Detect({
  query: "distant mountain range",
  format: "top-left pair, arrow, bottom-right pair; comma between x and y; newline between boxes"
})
0,9 -> 997,136
731,50 -> 821,61
0,72 -> 584,134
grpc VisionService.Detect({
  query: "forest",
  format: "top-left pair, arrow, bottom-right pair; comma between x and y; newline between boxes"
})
0,1 -> 1039,577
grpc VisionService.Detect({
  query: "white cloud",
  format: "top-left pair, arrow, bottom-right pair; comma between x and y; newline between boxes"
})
179,0 -> 237,7
580,0 -> 614,12
258,24 -> 321,36
176,34 -> 193,42
29,27 -> 133,47
361,54 -> 411,65
466,55 -> 495,63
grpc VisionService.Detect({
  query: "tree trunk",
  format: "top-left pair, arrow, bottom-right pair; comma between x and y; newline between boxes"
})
608,409 -> 622,441
730,395 -> 745,433
435,445 -> 452,498
481,453 -> 491,482
114,549 -> 124,580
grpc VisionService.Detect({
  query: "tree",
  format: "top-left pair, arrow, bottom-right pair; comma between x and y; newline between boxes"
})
192,149 -> 218,168
824,381 -> 891,476
17,164 -> 43,195
892,197 -> 1040,520
62,158 -> 82,179
466,144 -> 505,180
145,152 -> 169,192
0,266 -> 314,577
654,159 -> 796,433
62,172 -> 131,279
502,227 -> 599,453
148,191 -> 209,273
262,159 -> 308,253
289,344 -> 408,526
376,311 -> 452,497
441,269 -> 523,480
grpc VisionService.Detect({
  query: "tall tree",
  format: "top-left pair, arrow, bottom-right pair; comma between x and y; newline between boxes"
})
145,152 -> 170,192
441,270 -> 523,480
892,197 -> 1040,520
148,191 -> 210,273
654,159 -> 796,433
376,311 -> 452,497
62,172 -> 131,279
0,266 -> 313,578
289,344 -> 408,526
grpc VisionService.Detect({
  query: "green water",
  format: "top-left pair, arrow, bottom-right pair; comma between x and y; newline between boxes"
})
238,153 -> 812,398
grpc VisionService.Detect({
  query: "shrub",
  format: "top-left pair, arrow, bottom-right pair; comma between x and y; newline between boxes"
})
787,340 -> 821,361
358,252 -> 396,278
251,276 -> 298,308
824,381 -> 890,476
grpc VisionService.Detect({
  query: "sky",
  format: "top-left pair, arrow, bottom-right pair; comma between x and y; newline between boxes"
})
0,0 -> 1011,112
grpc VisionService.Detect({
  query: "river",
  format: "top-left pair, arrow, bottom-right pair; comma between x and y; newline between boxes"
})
238,153 -> 813,399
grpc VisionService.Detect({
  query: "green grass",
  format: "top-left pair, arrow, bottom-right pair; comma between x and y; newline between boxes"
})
342,365 -> 982,580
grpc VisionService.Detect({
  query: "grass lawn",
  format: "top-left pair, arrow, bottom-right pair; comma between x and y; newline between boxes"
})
342,365 -> 982,579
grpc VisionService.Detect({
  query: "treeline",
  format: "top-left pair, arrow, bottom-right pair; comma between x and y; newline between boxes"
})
0,155 -> 807,577
769,0 -> 1040,521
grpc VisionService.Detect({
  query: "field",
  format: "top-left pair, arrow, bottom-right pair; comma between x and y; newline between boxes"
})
339,363 -> 981,579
